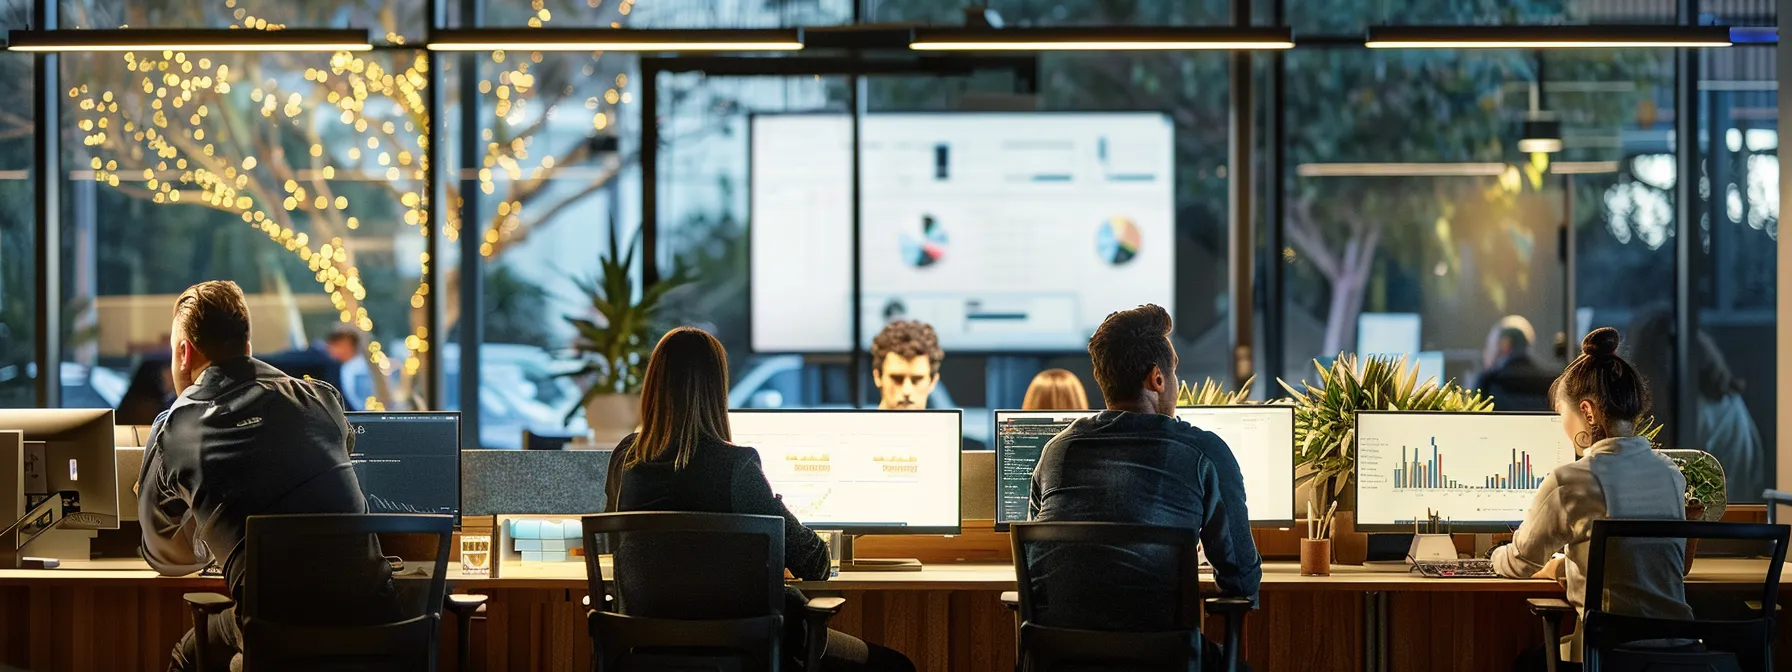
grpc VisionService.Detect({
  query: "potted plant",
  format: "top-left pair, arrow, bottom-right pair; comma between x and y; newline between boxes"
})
1279,354 -> 1493,563
1177,376 -> 1254,406
560,230 -> 690,445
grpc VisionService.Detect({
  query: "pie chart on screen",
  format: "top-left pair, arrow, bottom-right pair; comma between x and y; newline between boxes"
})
901,215 -> 949,268
1096,216 -> 1142,265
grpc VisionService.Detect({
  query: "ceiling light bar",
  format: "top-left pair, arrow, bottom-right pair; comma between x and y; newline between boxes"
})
5,28 -> 375,52
1365,25 -> 1732,49
910,26 -> 1294,51
1296,162 -> 1508,177
426,28 -> 804,52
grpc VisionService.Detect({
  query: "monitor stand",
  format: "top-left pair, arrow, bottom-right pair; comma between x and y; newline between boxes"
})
0,491 -> 86,569
838,535 -> 922,572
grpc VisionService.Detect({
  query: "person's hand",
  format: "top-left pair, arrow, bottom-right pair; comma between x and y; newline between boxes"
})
1532,556 -> 1565,582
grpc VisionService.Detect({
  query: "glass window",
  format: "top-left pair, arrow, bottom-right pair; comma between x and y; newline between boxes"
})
475,0 -> 852,28
61,0 -> 425,42
863,0 -> 1226,25
1286,0 -> 1674,34
59,50 -> 430,421
0,3 -> 32,407
1685,44 -> 1776,502
1281,49 -> 1673,400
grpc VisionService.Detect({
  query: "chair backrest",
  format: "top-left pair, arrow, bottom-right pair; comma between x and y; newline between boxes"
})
1010,522 -> 1203,672
240,513 -> 453,672
1582,519 -> 1789,672
581,512 -> 787,672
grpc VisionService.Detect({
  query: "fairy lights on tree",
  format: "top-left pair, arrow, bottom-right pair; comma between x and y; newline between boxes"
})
66,0 -> 635,410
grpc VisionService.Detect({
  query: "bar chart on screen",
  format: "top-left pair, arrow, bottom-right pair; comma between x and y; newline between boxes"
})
1391,438 -> 1550,491
1355,412 -> 1574,528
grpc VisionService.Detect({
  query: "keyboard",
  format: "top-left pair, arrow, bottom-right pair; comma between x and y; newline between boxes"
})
198,566 -> 224,578
1413,559 -> 1497,579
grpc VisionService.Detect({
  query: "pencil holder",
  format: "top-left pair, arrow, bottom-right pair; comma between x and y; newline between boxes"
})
1300,538 -> 1332,576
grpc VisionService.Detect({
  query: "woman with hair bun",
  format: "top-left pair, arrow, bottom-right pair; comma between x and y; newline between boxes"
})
1492,327 -> 1694,668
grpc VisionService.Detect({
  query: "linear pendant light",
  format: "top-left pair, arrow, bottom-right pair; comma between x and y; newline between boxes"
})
1365,25 -> 1732,49
5,28 -> 376,52
909,26 -> 1294,51
425,27 -> 804,52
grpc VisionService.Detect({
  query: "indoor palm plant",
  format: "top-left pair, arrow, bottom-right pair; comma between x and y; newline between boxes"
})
1280,354 -> 1493,514
1177,376 -> 1254,406
561,230 -> 690,443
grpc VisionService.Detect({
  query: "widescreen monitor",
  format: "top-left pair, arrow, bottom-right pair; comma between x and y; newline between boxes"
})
993,407 -> 1296,529
749,112 -> 1175,353
1353,411 -> 1573,532
0,409 -> 119,530
727,409 -> 962,534
345,412 -> 461,519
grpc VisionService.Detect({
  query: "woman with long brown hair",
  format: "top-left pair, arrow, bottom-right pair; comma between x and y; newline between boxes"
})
603,327 -> 914,672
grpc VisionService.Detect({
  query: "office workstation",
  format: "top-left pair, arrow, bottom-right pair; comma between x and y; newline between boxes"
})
2,3 -> 1789,672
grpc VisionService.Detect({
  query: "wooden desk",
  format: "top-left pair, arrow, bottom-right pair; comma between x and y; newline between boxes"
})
5,558 -> 1786,672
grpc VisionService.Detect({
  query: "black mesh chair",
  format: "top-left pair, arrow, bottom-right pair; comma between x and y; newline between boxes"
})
1528,520 -> 1789,672
1003,521 -> 1252,672
582,512 -> 845,672
181,513 -> 461,671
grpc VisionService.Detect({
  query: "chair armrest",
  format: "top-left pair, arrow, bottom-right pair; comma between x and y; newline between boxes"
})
801,596 -> 849,672
183,592 -> 234,615
446,594 -> 488,615
1000,591 -> 1019,612
1527,598 -> 1574,615
1204,597 -> 1254,616
804,596 -> 846,615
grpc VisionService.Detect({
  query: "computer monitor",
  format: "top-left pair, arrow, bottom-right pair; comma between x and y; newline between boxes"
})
1177,406 -> 1297,526
726,409 -> 962,535
1357,312 -> 1422,357
345,412 -> 461,519
0,409 -> 119,530
993,408 -> 1296,530
1353,411 -> 1573,532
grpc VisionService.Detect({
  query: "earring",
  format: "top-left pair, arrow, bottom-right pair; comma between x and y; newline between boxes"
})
1573,430 -> 1593,449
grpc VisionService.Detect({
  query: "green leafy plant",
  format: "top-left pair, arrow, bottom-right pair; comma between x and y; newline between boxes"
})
1659,449 -> 1726,521
1178,376 -> 1254,406
1636,416 -> 1665,444
560,229 -> 691,424
1279,354 -> 1494,511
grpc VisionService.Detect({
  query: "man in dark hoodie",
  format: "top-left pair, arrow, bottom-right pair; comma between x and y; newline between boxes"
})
1029,304 -> 1262,667
138,280 -> 383,672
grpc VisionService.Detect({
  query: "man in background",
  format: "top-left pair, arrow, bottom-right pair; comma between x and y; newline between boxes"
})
323,326 -> 362,365
1473,315 -> 1555,411
139,280 -> 382,672
871,320 -> 944,410
1028,304 -> 1260,667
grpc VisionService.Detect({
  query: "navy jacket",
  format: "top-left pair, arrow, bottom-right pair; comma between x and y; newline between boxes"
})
1029,410 -> 1263,626
137,357 -> 368,589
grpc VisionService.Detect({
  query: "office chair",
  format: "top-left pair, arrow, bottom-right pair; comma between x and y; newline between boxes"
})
181,513 -> 470,671
1002,522 -> 1252,672
1762,490 -> 1792,524
582,512 -> 845,672
1528,520 -> 1789,672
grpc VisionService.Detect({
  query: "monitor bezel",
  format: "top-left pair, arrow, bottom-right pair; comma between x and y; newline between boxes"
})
345,411 -> 463,524
1350,410 -> 1562,534
726,408 -> 963,536
990,407 -> 1299,531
